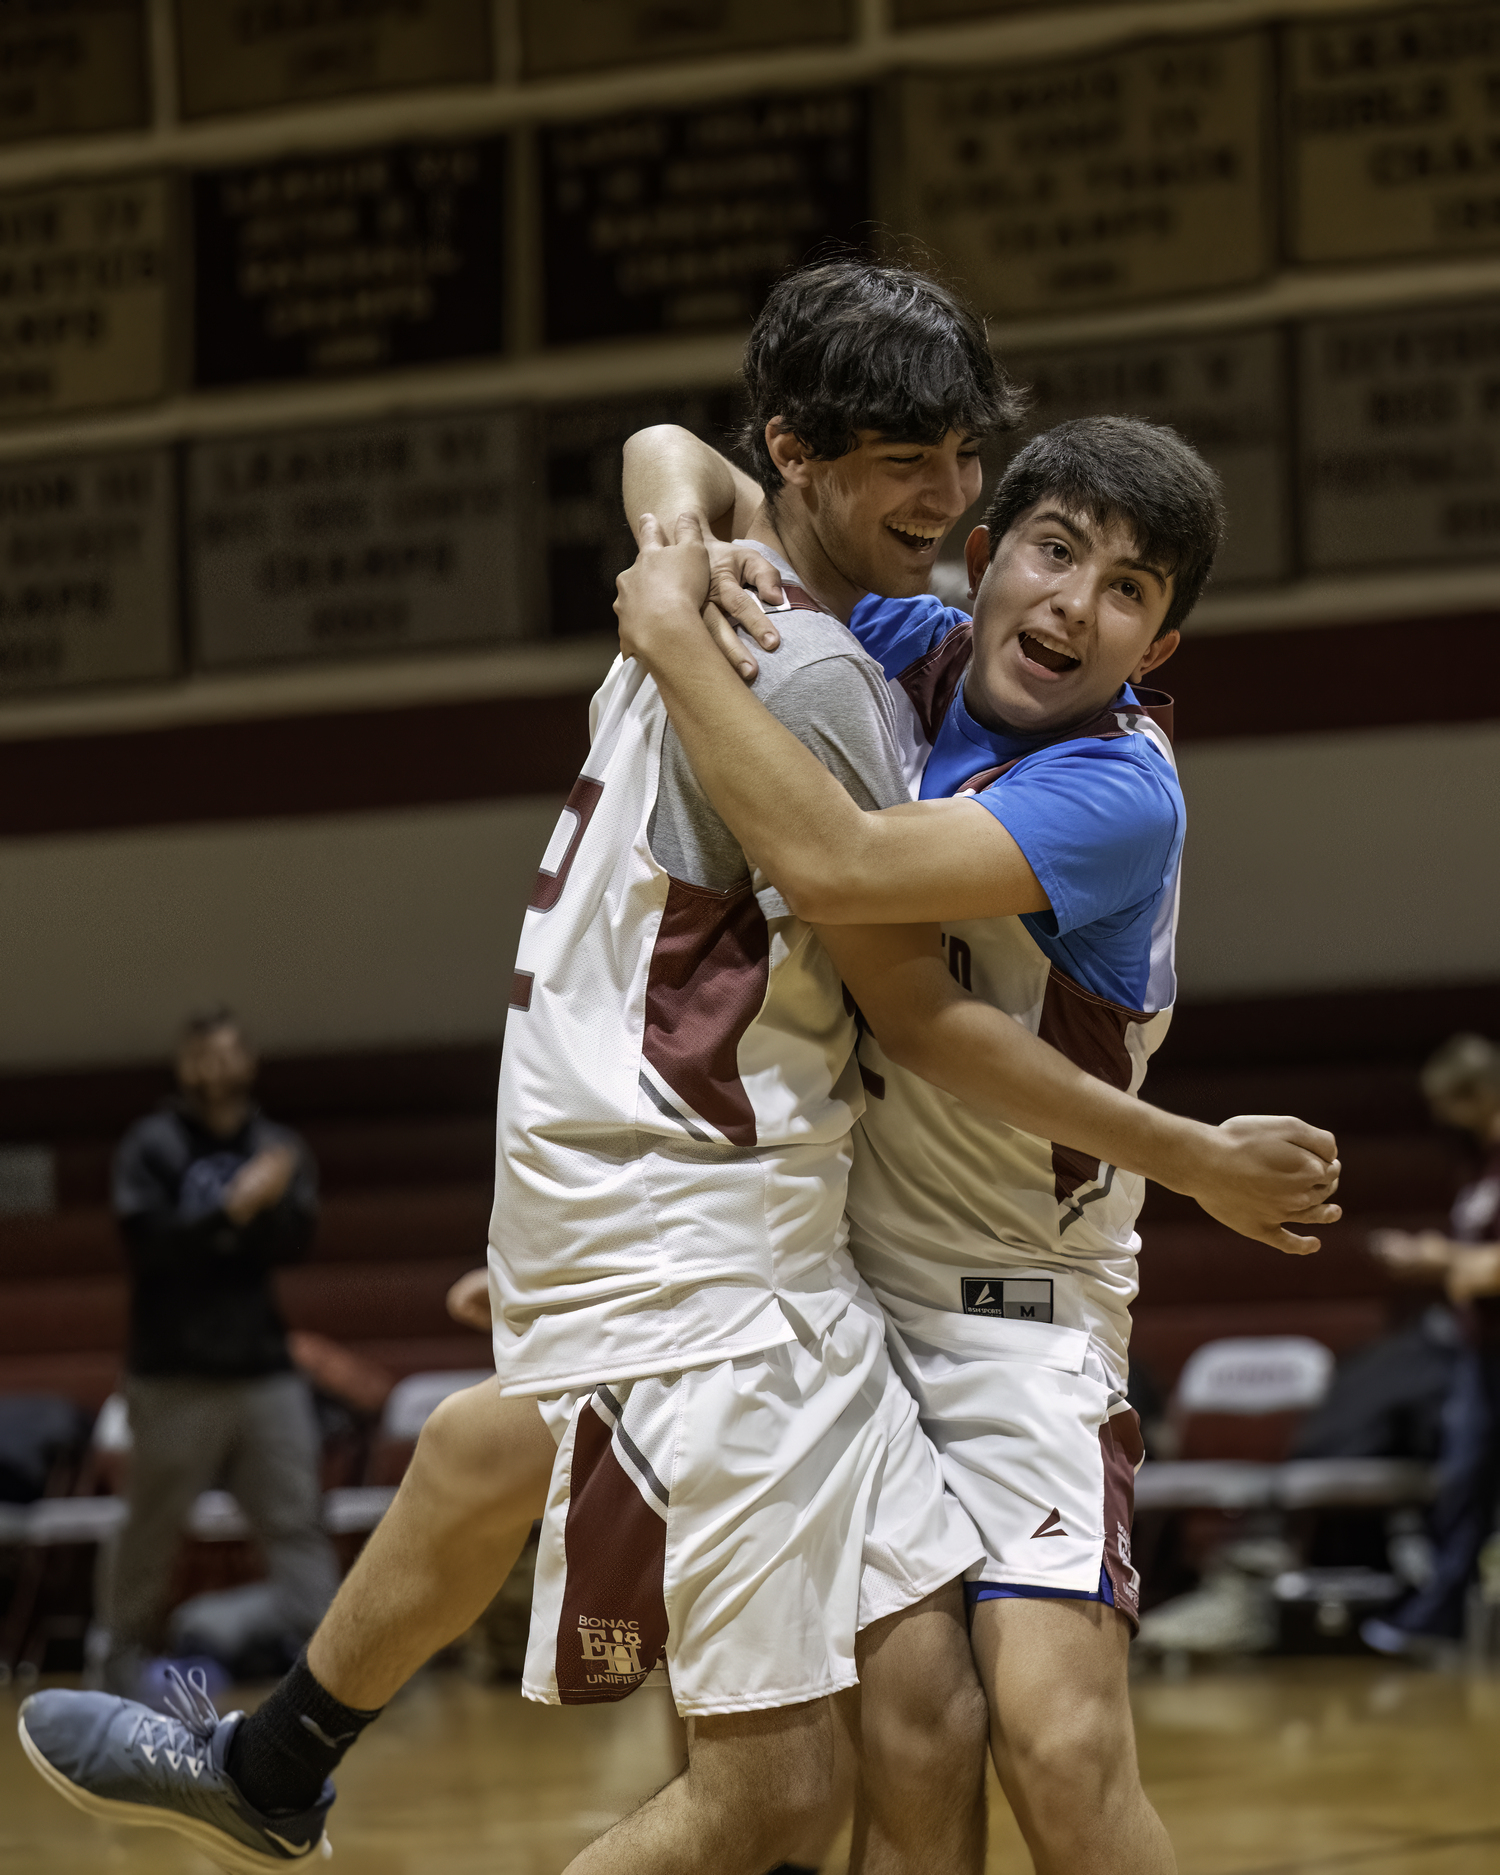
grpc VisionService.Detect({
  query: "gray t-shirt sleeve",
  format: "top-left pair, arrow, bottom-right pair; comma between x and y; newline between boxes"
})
759,653 -> 911,815
648,629 -> 911,911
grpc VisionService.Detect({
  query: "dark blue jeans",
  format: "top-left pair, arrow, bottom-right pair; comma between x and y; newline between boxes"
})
1390,1347 -> 1500,1638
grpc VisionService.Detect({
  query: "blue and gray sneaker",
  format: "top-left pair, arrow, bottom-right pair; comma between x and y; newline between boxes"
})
17,1664 -> 332,1872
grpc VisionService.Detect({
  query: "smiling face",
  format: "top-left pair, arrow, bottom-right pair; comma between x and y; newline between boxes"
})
765,423 -> 983,612
962,500 -> 1180,736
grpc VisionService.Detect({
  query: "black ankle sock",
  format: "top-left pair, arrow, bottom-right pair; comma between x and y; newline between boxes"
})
225,1653 -> 382,1817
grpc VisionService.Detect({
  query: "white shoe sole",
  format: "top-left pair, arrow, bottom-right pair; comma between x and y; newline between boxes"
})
17,1712 -> 331,1873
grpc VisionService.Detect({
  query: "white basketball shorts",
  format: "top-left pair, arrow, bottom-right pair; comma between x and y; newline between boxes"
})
522,1282 -> 983,1716
876,1288 -> 1145,1632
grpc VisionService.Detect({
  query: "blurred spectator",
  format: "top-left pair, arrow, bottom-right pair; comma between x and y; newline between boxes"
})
99,1010 -> 338,1694
444,1266 -> 491,1333
1366,1033 -> 1500,1654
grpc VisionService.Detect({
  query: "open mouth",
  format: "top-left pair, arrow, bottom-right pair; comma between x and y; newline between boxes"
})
1018,630 -> 1081,675
886,521 -> 943,555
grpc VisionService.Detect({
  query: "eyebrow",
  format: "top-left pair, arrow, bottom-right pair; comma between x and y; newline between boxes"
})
1120,556 -> 1170,596
1035,508 -> 1093,549
869,431 -> 980,449
1034,509 -> 1170,596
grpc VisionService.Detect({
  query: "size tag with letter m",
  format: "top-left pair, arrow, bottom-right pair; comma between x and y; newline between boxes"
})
961,1277 -> 1054,1323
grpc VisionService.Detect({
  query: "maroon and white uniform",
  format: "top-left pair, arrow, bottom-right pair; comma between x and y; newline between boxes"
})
844,592 -> 1188,1624
491,550 -> 980,1714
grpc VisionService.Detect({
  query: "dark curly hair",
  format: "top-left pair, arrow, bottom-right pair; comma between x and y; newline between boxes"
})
982,416 -> 1226,638
740,259 -> 1025,498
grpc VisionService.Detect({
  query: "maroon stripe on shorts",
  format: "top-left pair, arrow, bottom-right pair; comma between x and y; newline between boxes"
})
555,1399 -> 669,1704
1100,1409 -> 1145,1633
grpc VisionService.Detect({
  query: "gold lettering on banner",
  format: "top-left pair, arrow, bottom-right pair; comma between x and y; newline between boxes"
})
1288,2 -> 1500,262
1300,302 -> 1500,570
0,0 -> 146,143
0,447 -> 176,694
893,29 -> 1270,318
188,408 -> 529,668
520,0 -> 850,80
175,0 -> 492,119
541,89 -> 865,343
0,172 -> 169,417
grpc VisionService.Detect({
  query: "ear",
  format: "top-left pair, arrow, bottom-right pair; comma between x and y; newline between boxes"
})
765,419 -> 813,488
963,525 -> 991,605
1132,628 -> 1179,683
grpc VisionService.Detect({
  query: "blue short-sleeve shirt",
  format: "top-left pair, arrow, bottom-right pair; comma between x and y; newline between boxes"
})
849,592 -> 1185,1012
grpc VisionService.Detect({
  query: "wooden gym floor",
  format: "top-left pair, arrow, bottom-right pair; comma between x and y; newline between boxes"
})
4,1659 -> 1500,1874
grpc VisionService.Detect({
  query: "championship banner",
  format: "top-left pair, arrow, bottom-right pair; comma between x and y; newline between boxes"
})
1301,298 -> 1500,571
192,137 -> 507,386
1287,3 -> 1500,264
0,171 -> 170,419
893,30 -> 1271,318
0,448 -> 176,694
541,88 -> 869,344
189,408 -> 531,668
0,0 -> 147,143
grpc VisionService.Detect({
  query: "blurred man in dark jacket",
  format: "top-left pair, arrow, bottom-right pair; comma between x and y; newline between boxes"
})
1368,1032 -> 1500,1653
102,1009 -> 338,1694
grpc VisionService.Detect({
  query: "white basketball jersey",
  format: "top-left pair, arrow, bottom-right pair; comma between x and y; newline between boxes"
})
849,662 -> 1183,1381
490,582 -> 907,1397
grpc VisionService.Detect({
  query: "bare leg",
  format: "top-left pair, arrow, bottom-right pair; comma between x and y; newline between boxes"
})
565,1700 -> 842,1875
307,1382 -> 556,1709
972,1597 -> 1175,1875
845,1581 -> 988,1875
784,1708 -> 855,1871
655,1694 -> 852,1874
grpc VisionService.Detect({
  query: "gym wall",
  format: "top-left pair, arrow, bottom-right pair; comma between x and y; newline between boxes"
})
0,0 -> 1496,1068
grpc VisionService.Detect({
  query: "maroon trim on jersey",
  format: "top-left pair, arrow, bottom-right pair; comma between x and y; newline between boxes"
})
554,1400 -> 668,1704
893,620 -> 974,744
530,776 -> 604,912
780,582 -> 827,615
1099,1410 -> 1144,1632
1036,964 -> 1151,1204
509,972 -> 533,1012
1128,687 -> 1174,744
643,877 -> 770,1148
952,690 -> 1175,799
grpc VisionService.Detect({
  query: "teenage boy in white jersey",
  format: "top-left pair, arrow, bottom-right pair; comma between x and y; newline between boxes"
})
18,263 -> 1337,1875
613,390 -> 1335,1874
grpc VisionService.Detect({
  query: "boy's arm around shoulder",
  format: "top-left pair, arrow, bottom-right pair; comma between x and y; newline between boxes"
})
820,923 -> 1342,1256
621,428 -> 784,675
621,425 -> 761,544
618,525 -> 1050,924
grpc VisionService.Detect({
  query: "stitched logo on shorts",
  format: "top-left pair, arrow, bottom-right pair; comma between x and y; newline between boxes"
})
961,1277 -> 1053,1322
577,1617 -> 644,1681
